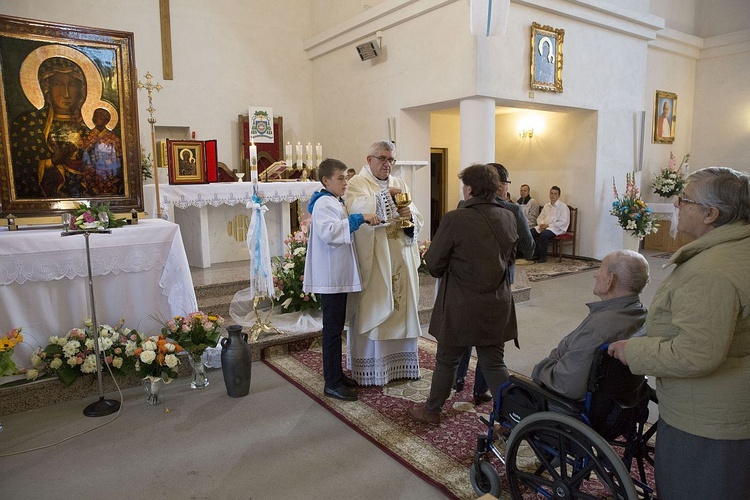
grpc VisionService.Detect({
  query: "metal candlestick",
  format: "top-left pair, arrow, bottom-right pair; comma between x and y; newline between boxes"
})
61,213 -> 120,417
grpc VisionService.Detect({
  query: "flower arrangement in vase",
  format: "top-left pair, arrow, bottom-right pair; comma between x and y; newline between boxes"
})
652,152 -> 689,198
272,216 -> 319,313
134,334 -> 183,382
162,311 -> 225,388
611,173 -> 659,240
29,318 -> 143,385
418,240 -> 431,274
70,201 -> 125,230
0,327 -> 23,377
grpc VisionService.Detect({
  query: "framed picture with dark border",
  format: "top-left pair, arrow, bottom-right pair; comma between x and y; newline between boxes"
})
652,90 -> 677,144
167,140 -> 207,184
0,15 -> 142,218
530,22 -> 564,93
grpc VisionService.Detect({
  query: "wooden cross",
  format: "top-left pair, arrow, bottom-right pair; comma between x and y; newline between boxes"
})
159,0 -> 173,80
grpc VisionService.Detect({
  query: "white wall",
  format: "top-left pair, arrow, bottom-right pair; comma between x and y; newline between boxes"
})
4,0 -> 747,258
0,0 -> 316,172
641,43 -> 697,203
691,33 -> 750,170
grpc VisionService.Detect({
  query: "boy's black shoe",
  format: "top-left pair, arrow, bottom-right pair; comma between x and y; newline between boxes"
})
453,377 -> 465,392
342,375 -> 359,387
324,385 -> 358,401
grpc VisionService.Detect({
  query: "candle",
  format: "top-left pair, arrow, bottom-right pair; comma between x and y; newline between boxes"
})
306,143 -> 313,166
285,142 -> 292,165
315,143 -> 323,167
296,142 -> 303,167
249,141 -> 258,182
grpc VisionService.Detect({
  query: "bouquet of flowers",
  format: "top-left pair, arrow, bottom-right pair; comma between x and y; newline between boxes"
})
134,334 -> 183,382
163,311 -> 224,356
418,240 -> 431,274
611,173 -> 658,240
0,327 -> 23,377
70,201 -> 125,230
272,216 -> 319,313
652,152 -> 689,198
30,318 -> 143,385
141,147 -> 153,180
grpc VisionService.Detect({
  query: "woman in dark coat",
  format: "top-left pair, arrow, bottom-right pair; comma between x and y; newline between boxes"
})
409,164 -> 518,425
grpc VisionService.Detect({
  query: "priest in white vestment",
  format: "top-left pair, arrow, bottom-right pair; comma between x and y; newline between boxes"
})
345,141 -> 424,385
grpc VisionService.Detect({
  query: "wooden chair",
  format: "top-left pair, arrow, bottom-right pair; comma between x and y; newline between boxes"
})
550,206 -> 577,262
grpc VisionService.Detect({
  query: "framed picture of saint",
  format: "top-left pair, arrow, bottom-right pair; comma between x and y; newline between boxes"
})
652,90 -> 677,144
0,15 -> 142,218
530,22 -> 564,93
167,140 -> 207,184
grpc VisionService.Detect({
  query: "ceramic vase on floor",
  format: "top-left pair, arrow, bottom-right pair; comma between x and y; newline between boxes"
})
623,231 -> 642,252
142,376 -> 164,406
188,353 -> 209,389
221,325 -> 252,397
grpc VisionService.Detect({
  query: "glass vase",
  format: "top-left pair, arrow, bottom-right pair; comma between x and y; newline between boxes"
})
142,376 -> 164,406
188,353 -> 209,389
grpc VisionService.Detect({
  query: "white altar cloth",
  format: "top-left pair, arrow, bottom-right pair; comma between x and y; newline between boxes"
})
143,181 -> 320,216
142,182 -> 320,267
0,219 -> 197,378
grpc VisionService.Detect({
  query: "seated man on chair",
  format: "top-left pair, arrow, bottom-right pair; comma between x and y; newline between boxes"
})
528,186 -> 569,263
531,250 -> 649,401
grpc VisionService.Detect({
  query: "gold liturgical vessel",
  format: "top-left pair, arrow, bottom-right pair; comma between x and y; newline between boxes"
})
392,192 -> 414,228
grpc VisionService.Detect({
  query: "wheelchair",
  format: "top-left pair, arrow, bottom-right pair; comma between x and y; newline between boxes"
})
470,344 -> 657,499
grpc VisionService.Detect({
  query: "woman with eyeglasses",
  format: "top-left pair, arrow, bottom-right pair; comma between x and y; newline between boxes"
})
608,166 -> 750,499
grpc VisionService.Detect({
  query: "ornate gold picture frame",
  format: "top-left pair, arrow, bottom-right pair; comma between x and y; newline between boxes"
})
0,15 -> 142,218
530,22 -> 564,93
652,90 -> 677,144
167,140 -> 206,184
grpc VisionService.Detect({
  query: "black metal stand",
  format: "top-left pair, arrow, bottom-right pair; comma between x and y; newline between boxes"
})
62,228 -> 120,417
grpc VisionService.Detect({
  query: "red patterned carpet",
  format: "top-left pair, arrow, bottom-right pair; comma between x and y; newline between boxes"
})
264,337 -> 488,499
264,337 -> 655,500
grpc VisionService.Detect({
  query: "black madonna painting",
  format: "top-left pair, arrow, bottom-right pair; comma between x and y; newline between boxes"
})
0,15 -> 142,217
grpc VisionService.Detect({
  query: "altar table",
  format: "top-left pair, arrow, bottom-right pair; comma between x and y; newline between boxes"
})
0,219 -> 198,379
143,181 -> 320,268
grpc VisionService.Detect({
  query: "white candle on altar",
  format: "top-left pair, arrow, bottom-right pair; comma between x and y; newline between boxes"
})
315,143 -> 322,167
306,143 -> 313,166
249,141 -> 258,182
296,142 -> 303,167
285,142 -> 292,165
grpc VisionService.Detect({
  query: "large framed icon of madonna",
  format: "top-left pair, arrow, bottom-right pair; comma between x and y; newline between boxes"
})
0,15 -> 142,218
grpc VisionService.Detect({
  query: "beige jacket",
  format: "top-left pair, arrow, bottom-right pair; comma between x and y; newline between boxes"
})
625,221 -> 750,440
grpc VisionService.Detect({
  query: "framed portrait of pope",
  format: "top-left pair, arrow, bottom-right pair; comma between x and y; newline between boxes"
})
0,15 -> 142,219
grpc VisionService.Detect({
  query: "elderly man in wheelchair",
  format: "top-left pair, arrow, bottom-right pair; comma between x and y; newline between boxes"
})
470,250 -> 657,499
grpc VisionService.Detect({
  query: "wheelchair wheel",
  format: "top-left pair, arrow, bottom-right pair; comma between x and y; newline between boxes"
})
470,460 -> 502,497
505,412 -> 638,500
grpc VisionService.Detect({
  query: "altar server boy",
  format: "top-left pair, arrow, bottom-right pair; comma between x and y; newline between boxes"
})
303,159 -> 379,401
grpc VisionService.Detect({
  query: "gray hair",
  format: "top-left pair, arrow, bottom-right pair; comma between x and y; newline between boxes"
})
368,140 -> 396,157
687,167 -> 750,226
605,250 -> 650,294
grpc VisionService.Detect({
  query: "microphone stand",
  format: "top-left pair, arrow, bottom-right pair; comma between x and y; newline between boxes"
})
61,214 -> 120,417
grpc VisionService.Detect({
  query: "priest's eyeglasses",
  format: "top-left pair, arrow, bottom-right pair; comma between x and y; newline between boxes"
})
372,156 -> 396,165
